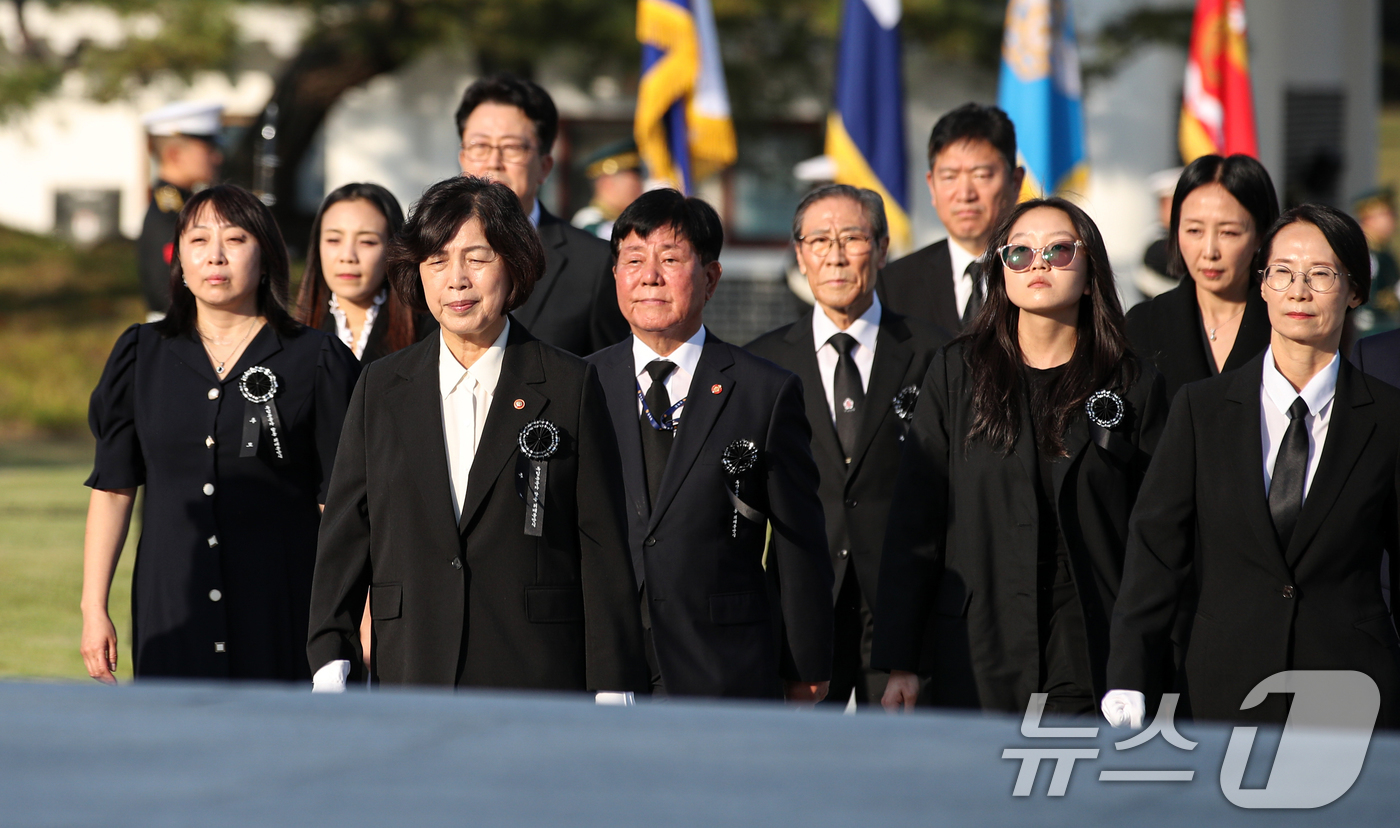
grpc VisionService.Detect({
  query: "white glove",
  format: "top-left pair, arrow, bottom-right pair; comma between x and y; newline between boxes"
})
595,691 -> 636,706
311,659 -> 351,693
1101,689 -> 1146,728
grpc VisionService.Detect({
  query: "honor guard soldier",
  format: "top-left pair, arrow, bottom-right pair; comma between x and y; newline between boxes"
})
571,139 -> 645,241
138,101 -> 224,321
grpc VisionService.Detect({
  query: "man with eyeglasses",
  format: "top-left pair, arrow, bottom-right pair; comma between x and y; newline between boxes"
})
455,74 -> 630,356
877,103 -> 1025,333
748,184 -> 948,710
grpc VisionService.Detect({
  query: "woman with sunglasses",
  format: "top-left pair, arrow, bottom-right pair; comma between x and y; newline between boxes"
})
1125,154 -> 1279,401
1105,204 -> 1400,728
873,197 -> 1167,717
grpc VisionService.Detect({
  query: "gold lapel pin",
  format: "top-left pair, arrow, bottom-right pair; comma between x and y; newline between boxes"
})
513,399 -> 525,410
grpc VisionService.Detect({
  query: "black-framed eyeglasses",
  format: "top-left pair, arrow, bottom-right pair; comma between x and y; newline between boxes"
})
998,240 -> 1083,272
797,233 -> 874,257
1261,264 -> 1345,294
461,140 -> 535,164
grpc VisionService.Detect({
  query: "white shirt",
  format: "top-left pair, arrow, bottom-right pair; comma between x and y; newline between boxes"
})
632,326 -> 707,427
527,199 -> 541,228
439,322 -> 509,521
328,289 -> 387,359
946,239 -> 985,319
1260,346 -> 1339,501
812,293 -> 881,422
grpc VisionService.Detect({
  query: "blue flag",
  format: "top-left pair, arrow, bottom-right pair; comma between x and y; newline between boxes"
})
827,0 -> 909,248
997,0 -> 1088,197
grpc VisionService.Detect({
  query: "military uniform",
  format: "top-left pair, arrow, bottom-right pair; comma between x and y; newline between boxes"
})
570,138 -> 644,241
137,180 -> 188,316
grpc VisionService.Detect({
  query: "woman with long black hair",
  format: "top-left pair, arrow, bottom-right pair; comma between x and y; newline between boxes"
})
80,184 -> 359,683
294,182 -> 435,363
873,197 -> 1167,716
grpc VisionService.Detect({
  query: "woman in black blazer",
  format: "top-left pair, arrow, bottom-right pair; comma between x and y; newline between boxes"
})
307,176 -> 648,695
294,183 -> 436,364
1125,155 -> 1279,400
874,197 -> 1167,716
1106,204 -> 1400,728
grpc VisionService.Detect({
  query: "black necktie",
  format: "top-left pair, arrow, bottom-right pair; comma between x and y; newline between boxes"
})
961,260 -> 984,328
640,360 -> 677,508
829,333 -> 864,464
1268,397 -> 1311,550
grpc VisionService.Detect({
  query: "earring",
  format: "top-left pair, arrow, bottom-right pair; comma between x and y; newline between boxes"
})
181,278 -> 187,286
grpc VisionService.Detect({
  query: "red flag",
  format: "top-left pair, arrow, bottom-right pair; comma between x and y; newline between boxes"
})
1180,0 -> 1257,162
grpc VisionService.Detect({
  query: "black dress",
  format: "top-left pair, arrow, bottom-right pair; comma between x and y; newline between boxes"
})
86,322 -> 360,680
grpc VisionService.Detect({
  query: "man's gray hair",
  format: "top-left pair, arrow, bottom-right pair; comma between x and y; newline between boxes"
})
791,184 -> 889,246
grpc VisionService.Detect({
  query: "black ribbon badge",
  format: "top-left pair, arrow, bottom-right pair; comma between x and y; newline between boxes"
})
238,366 -> 286,463
1085,388 -> 1136,463
892,385 -> 920,422
518,419 -> 560,537
721,439 -> 762,539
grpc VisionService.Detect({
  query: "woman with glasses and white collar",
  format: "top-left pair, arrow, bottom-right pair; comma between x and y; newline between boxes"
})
307,175 -> 648,696
1105,204 -> 1400,728
874,197 -> 1167,716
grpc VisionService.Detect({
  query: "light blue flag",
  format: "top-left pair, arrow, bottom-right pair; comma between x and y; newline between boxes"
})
997,0 -> 1088,197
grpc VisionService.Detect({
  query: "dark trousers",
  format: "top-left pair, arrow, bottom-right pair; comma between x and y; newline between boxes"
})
822,564 -> 887,710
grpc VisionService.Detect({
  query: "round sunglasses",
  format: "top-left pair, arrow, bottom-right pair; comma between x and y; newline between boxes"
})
998,240 -> 1084,272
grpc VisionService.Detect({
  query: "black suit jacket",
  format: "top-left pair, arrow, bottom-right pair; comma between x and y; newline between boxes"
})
587,333 -> 834,698
1352,328 -> 1400,390
512,208 -> 629,357
1108,354 -> 1400,725
872,343 -> 1167,712
315,309 -> 438,365
307,320 -> 648,692
745,308 -> 949,608
876,240 -> 963,334
1124,275 -> 1272,401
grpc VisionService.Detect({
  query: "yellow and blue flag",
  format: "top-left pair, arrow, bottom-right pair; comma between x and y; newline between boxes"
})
635,0 -> 736,193
827,0 -> 910,249
997,0 -> 1088,198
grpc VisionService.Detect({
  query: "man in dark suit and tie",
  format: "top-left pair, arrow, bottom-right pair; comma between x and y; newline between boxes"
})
747,184 -> 948,709
456,74 -> 629,356
587,189 -> 834,701
877,103 -> 1024,333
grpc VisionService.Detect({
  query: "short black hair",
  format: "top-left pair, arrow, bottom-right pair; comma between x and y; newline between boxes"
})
611,189 -> 724,265
1167,154 -> 1280,280
156,184 -> 297,339
1256,203 -> 1372,308
454,73 -> 559,153
387,176 -> 545,315
927,103 -> 1017,171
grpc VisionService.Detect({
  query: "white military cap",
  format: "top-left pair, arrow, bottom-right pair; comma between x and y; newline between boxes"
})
1147,167 -> 1184,199
142,101 -> 224,138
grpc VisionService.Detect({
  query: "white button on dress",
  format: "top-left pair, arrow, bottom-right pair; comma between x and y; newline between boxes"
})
208,388 -> 220,400
208,589 -> 222,602
203,483 -> 215,496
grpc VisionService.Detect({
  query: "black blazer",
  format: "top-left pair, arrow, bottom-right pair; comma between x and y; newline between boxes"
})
307,320 -> 649,693
745,308 -> 949,607
872,343 -> 1167,712
513,208 -> 629,357
1125,275 -> 1272,400
1108,354 -> 1400,725
587,333 -> 834,698
1352,328 -> 1400,390
876,240 -> 963,334
315,307 -> 438,365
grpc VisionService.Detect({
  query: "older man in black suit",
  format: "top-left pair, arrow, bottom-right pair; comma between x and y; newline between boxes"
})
877,103 -> 1023,334
747,184 -> 948,709
587,189 -> 834,701
456,74 -> 629,356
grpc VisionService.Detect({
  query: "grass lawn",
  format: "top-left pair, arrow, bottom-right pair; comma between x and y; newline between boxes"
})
0,447 -> 137,681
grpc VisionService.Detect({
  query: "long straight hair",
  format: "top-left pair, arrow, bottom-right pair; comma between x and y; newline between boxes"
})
294,183 -> 415,355
154,184 -> 299,339
962,197 -> 1138,456
1166,154 -> 1279,281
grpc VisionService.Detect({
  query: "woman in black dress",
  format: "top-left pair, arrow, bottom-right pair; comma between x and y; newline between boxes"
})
293,182 -> 435,363
1125,154 -> 1279,400
80,184 -> 360,683
874,197 -> 1167,716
